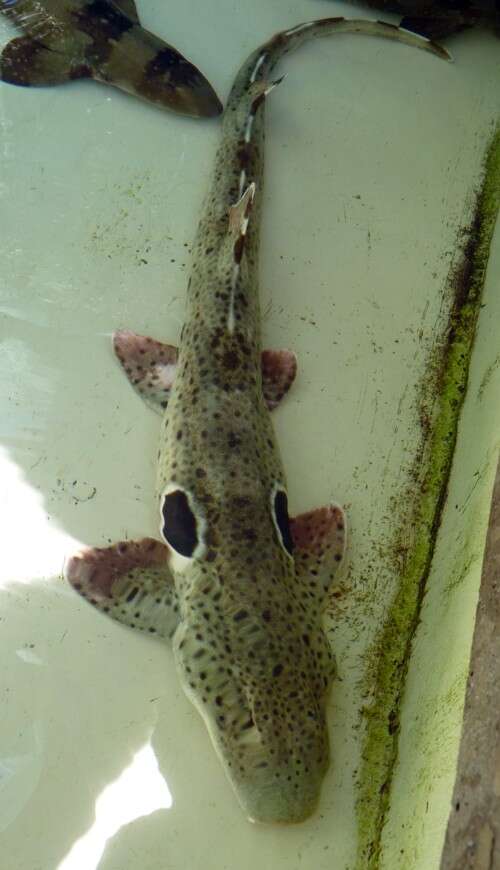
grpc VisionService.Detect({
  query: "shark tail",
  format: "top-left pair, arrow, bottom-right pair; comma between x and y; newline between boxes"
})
268,17 -> 452,64
0,0 -> 221,117
0,30 -> 222,116
228,15 -> 451,107
0,35 -> 93,87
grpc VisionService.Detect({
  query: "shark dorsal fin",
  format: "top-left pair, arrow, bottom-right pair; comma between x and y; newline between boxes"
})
229,182 -> 256,234
228,182 -> 256,274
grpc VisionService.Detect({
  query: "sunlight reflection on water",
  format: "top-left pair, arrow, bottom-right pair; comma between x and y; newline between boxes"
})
57,743 -> 173,870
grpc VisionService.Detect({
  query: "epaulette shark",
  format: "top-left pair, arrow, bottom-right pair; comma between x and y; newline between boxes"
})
67,17 -> 449,823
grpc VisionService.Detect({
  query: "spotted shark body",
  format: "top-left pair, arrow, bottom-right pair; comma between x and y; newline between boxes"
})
0,0 -> 221,116
67,17 -> 449,823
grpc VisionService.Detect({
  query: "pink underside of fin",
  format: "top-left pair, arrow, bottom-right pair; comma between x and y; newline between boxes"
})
113,330 -> 178,405
261,349 -> 297,410
66,537 -> 169,600
290,505 -> 345,559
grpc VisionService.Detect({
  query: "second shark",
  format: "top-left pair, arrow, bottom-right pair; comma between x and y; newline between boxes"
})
67,17 -> 449,823
0,0 -> 221,116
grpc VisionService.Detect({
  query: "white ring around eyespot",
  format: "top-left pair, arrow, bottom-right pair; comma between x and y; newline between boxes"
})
270,482 -> 294,560
159,482 -> 207,571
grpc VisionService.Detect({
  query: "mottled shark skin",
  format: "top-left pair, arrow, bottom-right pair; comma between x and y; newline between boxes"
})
0,0 -> 222,116
331,0 -> 499,39
66,18 -> 449,824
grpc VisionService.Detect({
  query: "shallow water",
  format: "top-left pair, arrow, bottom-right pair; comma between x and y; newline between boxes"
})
0,1 -> 499,868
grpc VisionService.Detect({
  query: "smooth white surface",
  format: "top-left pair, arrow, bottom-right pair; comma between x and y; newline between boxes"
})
0,1 -> 499,868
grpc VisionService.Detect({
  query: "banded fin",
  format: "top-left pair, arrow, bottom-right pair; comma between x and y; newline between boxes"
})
0,36 -> 91,86
248,75 -> 284,108
66,537 -> 179,639
229,182 -> 256,234
114,330 -> 297,412
291,505 -> 346,608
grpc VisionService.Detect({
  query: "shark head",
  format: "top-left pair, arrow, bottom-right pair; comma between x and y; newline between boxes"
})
172,575 -> 334,824
162,483 -> 338,824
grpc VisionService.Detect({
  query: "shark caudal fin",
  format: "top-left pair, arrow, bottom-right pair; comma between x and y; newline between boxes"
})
0,0 -> 222,117
0,36 -> 93,87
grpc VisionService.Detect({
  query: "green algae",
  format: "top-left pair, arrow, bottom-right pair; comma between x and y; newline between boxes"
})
355,125 -> 500,870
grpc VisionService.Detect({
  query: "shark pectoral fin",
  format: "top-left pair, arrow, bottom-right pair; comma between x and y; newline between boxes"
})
291,504 -> 346,600
66,537 -> 179,639
0,37 -> 91,87
261,349 -> 297,410
114,329 -> 297,413
113,330 -> 178,414
112,0 -> 140,24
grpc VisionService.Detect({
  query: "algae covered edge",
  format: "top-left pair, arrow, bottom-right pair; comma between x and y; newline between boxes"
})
355,125 -> 500,869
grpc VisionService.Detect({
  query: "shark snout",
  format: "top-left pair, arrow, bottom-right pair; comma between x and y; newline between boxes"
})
227,713 -> 330,825
233,756 -> 326,825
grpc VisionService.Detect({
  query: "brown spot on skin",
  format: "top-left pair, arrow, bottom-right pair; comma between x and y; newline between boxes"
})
72,0 -> 133,67
234,609 -> 248,622
0,37 -> 49,86
234,234 -> 245,264
70,64 -> 92,80
221,350 -> 240,370
237,141 -> 253,166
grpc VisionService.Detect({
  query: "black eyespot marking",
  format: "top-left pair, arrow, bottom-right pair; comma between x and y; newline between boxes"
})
273,489 -> 294,555
161,489 -> 198,556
